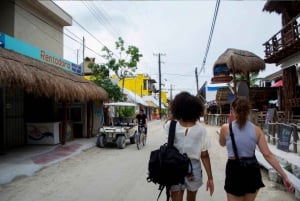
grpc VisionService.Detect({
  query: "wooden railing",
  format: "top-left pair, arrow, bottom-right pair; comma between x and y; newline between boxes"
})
263,14 -> 300,63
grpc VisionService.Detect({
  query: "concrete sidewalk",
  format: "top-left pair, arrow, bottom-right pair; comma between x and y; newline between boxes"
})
0,137 -> 96,185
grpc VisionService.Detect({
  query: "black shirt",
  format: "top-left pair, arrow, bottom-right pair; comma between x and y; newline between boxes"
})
136,114 -> 147,125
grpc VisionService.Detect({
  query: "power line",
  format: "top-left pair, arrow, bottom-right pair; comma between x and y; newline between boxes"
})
13,1 -> 107,61
87,1 -> 121,39
199,0 -> 221,74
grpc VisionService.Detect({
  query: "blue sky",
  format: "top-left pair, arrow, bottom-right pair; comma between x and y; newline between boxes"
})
54,1 -> 281,96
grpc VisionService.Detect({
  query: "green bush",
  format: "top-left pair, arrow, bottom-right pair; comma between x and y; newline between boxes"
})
117,106 -> 135,117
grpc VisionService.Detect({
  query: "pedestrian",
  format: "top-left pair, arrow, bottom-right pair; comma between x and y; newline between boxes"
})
219,97 -> 294,201
164,91 -> 214,201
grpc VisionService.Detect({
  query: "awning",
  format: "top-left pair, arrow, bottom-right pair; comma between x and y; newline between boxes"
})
122,88 -> 148,106
146,101 -> 158,108
263,69 -> 282,81
272,80 -> 283,87
142,95 -> 165,109
0,48 -> 108,101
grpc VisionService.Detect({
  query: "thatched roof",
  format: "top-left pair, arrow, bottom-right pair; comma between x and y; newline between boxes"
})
0,48 -> 108,101
263,1 -> 300,15
213,48 -> 265,75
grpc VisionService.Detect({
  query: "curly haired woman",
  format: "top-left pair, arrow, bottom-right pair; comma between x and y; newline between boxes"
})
164,91 -> 214,201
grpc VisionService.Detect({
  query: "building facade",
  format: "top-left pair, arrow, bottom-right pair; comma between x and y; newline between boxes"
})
111,73 -> 168,106
0,0 -> 107,153
262,1 -> 300,114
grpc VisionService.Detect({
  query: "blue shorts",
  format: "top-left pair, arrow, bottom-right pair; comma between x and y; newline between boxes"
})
170,159 -> 203,192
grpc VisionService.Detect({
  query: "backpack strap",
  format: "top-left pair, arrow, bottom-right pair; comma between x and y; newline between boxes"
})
167,120 -> 177,148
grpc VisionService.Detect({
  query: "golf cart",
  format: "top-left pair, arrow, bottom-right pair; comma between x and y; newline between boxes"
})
96,102 -> 137,149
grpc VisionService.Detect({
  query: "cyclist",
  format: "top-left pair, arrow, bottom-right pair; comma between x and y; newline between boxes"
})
136,109 -> 147,135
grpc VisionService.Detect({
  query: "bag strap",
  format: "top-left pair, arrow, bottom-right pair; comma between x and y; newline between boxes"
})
156,185 -> 171,201
167,120 -> 177,148
229,122 -> 240,160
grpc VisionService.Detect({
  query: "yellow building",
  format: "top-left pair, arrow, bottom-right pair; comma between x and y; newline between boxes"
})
111,73 -> 168,106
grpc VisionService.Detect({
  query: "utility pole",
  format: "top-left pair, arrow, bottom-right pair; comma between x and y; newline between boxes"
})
77,49 -> 79,65
82,37 -> 85,74
170,84 -> 173,101
154,53 -> 165,119
195,67 -> 199,95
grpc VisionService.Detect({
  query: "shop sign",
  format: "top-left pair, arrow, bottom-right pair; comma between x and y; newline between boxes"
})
0,32 -> 82,75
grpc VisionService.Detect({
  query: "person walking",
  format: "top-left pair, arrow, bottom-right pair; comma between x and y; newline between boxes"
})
219,97 -> 294,201
164,91 -> 214,201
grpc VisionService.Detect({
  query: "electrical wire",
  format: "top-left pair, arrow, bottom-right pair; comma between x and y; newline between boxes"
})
199,0 -> 221,74
12,1 -> 120,62
85,1 -> 121,39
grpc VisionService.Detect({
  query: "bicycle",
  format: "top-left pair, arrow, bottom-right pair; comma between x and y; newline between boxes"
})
136,123 -> 147,150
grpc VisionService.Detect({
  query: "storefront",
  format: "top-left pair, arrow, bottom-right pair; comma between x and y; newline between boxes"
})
0,38 -> 107,153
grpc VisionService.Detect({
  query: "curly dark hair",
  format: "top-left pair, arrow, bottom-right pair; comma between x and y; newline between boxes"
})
170,91 -> 204,122
231,97 -> 251,128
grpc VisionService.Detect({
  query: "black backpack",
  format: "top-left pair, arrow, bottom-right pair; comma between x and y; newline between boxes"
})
147,120 -> 192,201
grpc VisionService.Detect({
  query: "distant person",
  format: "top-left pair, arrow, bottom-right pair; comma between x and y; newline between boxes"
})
219,97 -> 294,201
108,106 -> 115,126
136,109 -> 147,134
164,91 -> 214,201
103,106 -> 109,125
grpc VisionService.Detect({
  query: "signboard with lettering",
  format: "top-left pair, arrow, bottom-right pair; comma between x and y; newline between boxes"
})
265,108 -> 277,124
277,124 -> 293,152
0,32 -> 82,75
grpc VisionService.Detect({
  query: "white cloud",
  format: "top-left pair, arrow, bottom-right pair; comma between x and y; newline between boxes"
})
54,1 -> 282,95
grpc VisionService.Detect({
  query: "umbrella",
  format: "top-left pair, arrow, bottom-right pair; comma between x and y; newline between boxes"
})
213,48 -> 266,75
272,80 -> 283,87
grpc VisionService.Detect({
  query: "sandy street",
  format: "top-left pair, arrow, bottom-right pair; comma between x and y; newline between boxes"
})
0,120 -> 297,201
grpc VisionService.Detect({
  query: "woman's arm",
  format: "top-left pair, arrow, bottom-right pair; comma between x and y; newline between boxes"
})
201,150 -> 214,196
219,124 -> 228,147
256,126 -> 294,192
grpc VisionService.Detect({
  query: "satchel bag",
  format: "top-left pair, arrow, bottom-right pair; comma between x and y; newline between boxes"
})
229,123 -> 259,168
147,120 -> 192,201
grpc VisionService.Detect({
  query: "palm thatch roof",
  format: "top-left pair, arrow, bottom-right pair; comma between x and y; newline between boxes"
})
0,47 -> 108,101
263,1 -> 300,15
213,48 -> 265,75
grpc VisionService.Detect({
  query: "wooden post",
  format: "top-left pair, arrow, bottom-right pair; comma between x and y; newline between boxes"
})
272,123 -> 277,145
291,124 -> 298,153
61,101 -> 67,145
232,70 -> 237,96
86,101 -> 93,138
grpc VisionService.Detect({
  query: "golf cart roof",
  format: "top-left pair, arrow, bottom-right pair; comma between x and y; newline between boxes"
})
104,102 -> 137,107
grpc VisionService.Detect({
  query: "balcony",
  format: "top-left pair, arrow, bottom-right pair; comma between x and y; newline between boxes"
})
263,14 -> 300,64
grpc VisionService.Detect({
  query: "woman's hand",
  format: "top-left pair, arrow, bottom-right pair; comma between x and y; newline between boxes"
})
206,179 -> 214,196
283,176 -> 294,193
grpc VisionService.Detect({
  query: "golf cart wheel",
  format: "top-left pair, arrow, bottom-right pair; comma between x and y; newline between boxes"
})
116,136 -> 126,149
130,131 -> 137,144
96,135 -> 106,148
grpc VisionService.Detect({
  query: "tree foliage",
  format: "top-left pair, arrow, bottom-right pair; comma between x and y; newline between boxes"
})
88,37 -> 142,101
88,63 -> 124,102
101,37 -> 143,78
235,72 -> 260,86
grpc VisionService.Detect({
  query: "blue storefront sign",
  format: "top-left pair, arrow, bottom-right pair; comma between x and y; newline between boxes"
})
0,32 -> 82,75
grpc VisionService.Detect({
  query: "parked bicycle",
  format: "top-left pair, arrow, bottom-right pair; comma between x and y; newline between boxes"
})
136,122 -> 147,150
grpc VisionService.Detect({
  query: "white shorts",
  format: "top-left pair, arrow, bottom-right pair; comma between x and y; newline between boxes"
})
169,159 -> 203,192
